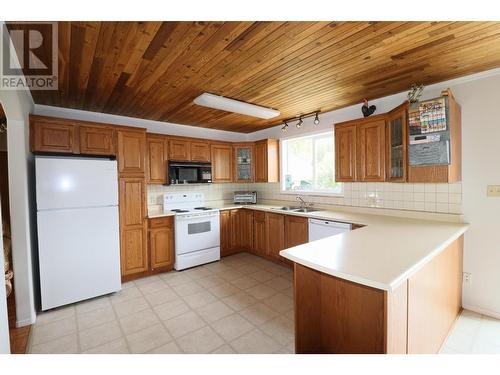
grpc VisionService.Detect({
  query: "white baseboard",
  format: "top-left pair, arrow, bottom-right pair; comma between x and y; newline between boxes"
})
16,310 -> 36,327
462,304 -> 500,320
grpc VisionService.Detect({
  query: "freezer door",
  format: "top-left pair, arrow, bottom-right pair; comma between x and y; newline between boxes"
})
36,156 -> 118,210
37,206 -> 121,310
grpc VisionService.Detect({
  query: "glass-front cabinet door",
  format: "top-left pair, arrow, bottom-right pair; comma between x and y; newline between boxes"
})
386,102 -> 408,182
233,144 -> 254,182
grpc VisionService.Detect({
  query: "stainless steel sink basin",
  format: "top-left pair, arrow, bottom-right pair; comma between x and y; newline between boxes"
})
271,206 -> 318,213
273,206 -> 301,211
293,208 -> 319,213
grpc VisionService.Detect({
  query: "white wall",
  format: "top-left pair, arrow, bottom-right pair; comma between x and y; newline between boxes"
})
0,199 -> 10,353
0,22 -> 37,327
455,76 -> 500,318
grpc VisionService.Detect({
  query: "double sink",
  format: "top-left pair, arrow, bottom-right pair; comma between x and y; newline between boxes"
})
271,206 -> 319,213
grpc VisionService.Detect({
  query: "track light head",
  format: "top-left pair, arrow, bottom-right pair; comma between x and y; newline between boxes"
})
281,121 -> 288,132
314,112 -> 320,125
296,117 -> 303,128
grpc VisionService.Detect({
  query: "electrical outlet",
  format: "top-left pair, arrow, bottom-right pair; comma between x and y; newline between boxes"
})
487,185 -> 500,197
463,272 -> 471,285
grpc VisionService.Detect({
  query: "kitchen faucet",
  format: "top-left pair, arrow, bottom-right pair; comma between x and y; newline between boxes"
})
296,195 -> 313,209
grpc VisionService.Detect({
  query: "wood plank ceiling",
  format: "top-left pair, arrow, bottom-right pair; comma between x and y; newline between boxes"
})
11,21 -> 500,132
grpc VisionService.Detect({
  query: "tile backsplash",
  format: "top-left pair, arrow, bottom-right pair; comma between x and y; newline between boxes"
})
147,181 -> 462,215
147,183 -> 250,214
251,182 -> 463,214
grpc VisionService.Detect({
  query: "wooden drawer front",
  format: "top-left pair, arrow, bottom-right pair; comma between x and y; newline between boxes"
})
33,122 -> 75,153
121,226 -> 148,275
118,131 -> 146,175
149,216 -> 173,229
169,139 -> 190,161
190,141 -> 210,162
119,178 -> 145,227
80,126 -> 115,155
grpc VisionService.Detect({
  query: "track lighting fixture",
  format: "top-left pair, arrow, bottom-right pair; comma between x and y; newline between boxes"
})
314,112 -> 320,125
277,110 -> 320,132
296,116 -> 303,128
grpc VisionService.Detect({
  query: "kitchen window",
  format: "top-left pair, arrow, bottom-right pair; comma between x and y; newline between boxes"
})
281,131 -> 343,195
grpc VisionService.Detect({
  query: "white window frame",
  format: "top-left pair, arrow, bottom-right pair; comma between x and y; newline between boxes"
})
279,130 -> 343,197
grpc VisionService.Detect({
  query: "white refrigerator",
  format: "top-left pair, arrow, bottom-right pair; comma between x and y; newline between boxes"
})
35,156 -> 121,310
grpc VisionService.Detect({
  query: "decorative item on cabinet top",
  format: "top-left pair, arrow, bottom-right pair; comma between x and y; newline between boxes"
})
361,99 -> 376,118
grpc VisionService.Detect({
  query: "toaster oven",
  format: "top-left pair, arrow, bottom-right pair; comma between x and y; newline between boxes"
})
233,191 -> 257,205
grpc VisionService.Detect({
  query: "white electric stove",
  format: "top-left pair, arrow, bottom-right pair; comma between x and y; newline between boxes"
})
163,192 -> 220,270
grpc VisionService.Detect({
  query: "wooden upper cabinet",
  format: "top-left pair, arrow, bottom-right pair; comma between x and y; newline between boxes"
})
146,135 -> 168,184
211,143 -> 233,183
254,139 -> 279,183
169,139 -> 190,161
284,215 -> 309,248
31,118 -> 76,154
117,130 -> 146,176
233,144 -> 254,183
148,216 -> 174,271
266,212 -> 285,261
357,118 -> 386,182
335,124 -> 357,182
79,126 -> 115,156
386,103 -> 408,182
190,141 -> 210,162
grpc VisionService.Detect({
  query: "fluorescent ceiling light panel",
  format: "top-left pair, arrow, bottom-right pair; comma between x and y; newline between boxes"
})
193,93 -> 280,119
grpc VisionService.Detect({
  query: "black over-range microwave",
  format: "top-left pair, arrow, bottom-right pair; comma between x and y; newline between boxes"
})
167,161 -> 212,184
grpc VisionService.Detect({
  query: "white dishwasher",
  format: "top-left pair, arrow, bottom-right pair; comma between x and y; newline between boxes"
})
308,218 -> 352,241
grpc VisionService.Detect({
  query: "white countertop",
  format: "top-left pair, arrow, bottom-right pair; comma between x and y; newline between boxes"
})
148,203 -> 468,291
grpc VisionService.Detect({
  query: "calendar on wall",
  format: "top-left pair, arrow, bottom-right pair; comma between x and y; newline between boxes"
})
408,96 -> 451,166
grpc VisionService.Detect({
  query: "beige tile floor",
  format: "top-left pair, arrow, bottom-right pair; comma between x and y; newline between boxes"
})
27,251 -> 500,354
440,309 -> 500,354
28,253 -> 295,354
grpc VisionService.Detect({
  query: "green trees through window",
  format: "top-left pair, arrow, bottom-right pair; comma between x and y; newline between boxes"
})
282,131 -> 342,194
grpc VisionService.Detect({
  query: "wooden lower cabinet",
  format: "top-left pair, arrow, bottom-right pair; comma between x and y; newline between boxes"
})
120,226 -> 148,276
293,236 -> 463,354
220,210 -> 232,257
149,216 -> 174,271
222,209 -> 254,256
253,211 -> 267,257
266,212 -> 285,261
240,209 -> 254,251
284,215 -> 308,248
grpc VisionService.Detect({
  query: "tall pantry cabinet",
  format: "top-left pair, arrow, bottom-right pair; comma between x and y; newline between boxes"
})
117,129 -> 149,279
